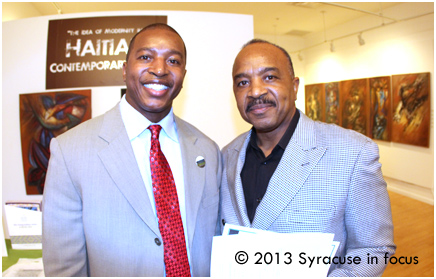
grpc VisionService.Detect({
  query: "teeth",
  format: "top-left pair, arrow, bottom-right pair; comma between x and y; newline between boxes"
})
144,84 -> 168,91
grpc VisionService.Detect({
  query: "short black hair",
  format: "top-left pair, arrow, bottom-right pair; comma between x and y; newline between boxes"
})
125,23 -> 187,63
242,39 -> 295,77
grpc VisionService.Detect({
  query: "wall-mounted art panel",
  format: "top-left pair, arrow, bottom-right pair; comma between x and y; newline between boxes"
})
369,76 -> 391,141
305,83 -> 325,122
391,73 -> 431,147
325,82 -> 340,125
19,90 -> 92,194
339,79 -> 370,137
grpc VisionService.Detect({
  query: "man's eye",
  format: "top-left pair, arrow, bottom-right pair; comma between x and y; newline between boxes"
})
237,80 -> 249,87
265,75 -> 276,81
140,55 -> 150,60
169,59 -> 180,65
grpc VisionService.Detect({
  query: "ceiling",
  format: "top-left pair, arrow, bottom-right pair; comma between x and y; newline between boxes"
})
12,2 -> 403,36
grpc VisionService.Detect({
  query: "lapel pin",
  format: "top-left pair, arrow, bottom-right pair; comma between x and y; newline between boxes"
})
196,156 -> 205,168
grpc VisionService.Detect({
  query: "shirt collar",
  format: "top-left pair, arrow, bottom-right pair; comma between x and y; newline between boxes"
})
277,109 -> 300,149
249,109 -> 300,151
119,95 -> 179,143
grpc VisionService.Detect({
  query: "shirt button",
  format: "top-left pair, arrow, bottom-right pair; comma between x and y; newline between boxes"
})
256,198 -> 262,203
154,238 -> 161,246
263,162 -> 267,165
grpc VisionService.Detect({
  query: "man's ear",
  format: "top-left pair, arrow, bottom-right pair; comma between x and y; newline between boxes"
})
293,77 -> 300,99
122,62 -> 127,82
181,69 -> 187,88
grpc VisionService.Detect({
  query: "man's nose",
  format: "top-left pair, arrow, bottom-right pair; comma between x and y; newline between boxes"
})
148,58 -> 168,77
248,78 -> 266,98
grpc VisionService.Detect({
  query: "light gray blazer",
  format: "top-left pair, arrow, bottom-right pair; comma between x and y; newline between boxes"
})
220,111 -> 395,276
42,104 -> 222,277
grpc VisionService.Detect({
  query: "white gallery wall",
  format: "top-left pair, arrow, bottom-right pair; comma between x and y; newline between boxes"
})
287,3 -> 434,203
2,11 -> 253,237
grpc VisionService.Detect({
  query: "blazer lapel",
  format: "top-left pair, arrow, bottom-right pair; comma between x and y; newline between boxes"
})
97,105 -> 160,236
226,132 -> 252,227
252,112 -> 326,230
175,117 -> 205,249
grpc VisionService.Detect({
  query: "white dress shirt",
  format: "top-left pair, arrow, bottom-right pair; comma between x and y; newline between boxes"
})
119,95 -> 191,270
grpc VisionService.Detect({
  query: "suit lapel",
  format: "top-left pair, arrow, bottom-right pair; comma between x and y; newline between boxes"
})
97,105 -> 160,236
226,132 -> 252,227
175,117 -> 205,249
252,112 -> 326,230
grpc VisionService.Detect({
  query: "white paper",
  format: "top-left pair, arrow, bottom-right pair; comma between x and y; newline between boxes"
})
2,258 -> 44,277
4,205 -> 42,250
222,223 -> 276,236
211,224 -> 339,278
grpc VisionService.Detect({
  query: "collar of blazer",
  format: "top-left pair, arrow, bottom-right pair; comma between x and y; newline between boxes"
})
97,104 -> 161,236
226,110 -> 327,229
97,105 -> 206,247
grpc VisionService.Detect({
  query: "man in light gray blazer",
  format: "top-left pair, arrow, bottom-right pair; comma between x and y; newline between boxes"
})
220,39 -> 395,276
42,24 -> 221,276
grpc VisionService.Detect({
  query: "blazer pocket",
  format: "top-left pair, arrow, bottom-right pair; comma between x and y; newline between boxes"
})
287,207 -> 336,224
201,191 -> 219,208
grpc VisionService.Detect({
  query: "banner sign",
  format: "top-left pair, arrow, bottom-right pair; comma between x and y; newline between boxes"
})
46,16 -> 167,89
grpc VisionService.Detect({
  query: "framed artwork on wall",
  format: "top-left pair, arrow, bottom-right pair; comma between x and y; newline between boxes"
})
324,82 -> 340,125
369,76 -> 391,141
339,78 -> 370,137
304,72 -> 430,148
305,83 -> 325,122
19,89 -> 92,194
391,73 -> 431,147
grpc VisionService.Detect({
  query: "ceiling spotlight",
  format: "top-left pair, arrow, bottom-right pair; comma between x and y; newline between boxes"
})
358,33 -> 365,46
298,52 -> 303,61
330,41 -> 335,52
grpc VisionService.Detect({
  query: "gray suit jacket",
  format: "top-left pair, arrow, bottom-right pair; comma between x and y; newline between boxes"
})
42,104 -> 222,277
220,111 -> 395,276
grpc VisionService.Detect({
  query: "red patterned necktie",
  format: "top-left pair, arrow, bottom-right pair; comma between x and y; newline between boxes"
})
148,125 -> 191,277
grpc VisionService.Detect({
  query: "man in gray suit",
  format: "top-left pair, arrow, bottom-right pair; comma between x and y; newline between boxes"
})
42,24 -> 221,276
220,39 -> 395,276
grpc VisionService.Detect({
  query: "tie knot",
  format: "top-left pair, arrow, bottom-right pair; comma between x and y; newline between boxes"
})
148,125 -> 162,140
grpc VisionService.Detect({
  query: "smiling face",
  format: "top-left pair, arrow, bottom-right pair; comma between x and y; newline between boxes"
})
232,42 -> 299,133
123,27 -> 186,123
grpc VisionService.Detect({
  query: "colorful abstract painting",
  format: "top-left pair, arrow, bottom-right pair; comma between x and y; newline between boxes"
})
369,76 -> 391,141
324,82 -> 340,125
19,90 -> 92,194
339,79 -> 370,137
305,83 -> 325,122
391,73 -> 431,147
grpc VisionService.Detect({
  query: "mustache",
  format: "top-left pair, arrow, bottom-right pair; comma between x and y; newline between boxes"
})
246,96 -> 276,112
